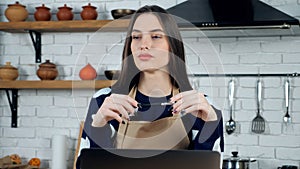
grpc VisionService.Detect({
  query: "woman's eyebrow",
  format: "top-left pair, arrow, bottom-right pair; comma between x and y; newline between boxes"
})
132,29 -> 164,33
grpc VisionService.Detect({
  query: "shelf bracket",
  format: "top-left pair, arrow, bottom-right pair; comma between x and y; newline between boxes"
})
29,30 -> 42,63
5,89 -> 18,128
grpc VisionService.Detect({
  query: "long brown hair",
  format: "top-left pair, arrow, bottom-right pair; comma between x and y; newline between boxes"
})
112,5 -> 192,94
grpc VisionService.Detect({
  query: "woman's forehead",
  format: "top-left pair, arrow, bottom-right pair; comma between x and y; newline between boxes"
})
132,13 -> 164,32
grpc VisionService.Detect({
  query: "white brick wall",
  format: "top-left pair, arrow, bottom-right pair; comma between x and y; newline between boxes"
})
3,128 -> 35,138
1,0 -> 300,169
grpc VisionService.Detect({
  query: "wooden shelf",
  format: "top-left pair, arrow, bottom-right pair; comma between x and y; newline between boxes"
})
0,80 -> 115,89
0,80 -> 116,128
0,20 -> 130,33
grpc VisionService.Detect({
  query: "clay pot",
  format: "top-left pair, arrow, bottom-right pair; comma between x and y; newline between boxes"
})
4,1 -> 28,22
0,62 -> 19,81
34,4 -> 51,21
81,3 -> 98,20
37,60 -> 58,80
56,4 -> 73,21
79,63 -> 97,80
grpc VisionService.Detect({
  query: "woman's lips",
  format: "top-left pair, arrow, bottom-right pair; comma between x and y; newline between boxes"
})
138,54 -> 153,61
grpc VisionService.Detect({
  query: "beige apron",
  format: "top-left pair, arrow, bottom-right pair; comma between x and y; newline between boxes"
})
115,87 -> 190,150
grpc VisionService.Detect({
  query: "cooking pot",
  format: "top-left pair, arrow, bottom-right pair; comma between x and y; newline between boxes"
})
223,151 -> 256,169
278,165 -> 298,169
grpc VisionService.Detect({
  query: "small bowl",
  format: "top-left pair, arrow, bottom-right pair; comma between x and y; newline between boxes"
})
111,9 -> 136,19
104,70 -> 120,80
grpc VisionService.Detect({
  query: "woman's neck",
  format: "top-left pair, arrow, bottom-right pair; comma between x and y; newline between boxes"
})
138,71 -> 172,97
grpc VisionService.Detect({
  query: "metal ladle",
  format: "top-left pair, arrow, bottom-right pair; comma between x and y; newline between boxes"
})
226,79 -> 236,134
283,78 -> 291,123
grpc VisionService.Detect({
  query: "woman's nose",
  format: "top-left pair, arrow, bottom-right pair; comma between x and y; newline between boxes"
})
140,36 -> 151,50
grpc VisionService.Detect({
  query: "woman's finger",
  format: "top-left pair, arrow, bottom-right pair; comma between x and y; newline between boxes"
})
110,94 -> 137,114
92,107 -> 122,127
111,94 -> 138,108
112,102 -> 130,120
173,95 -> 198,111
172,91 -> 203,112
170,90 -> 197,102
102,109 -> 123,123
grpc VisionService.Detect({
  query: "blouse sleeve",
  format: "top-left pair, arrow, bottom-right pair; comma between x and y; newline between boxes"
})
76,88 -> 114,169
184,103 -> 224,152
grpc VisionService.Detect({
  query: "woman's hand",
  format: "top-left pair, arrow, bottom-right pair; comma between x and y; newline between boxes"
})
92,94 -> 138,127
170,90 -> 217,121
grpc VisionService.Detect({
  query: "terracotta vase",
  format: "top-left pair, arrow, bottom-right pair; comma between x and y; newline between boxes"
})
4,1 -> 28,22
81,3 -> 98,20
0,62 -> 19,81
37,60 -> 58,80
79,63 -> 97,80
34,4 -> 51,21
56,4 -> 73,21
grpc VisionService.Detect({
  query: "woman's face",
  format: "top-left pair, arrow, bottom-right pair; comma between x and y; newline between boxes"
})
130,13 -> 170,72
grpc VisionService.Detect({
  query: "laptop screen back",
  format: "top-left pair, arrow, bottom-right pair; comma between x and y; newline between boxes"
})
80,148 -> 220,169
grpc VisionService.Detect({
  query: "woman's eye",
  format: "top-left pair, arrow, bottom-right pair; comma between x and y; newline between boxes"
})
132,35 -> 141,40
152,35 -> 162,39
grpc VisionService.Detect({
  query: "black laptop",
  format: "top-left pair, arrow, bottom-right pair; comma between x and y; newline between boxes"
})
80,148 -> 221,169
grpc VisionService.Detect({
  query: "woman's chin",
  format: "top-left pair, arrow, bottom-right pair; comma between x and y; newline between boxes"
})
138,67 -> 157,73
138,67 -> 169,74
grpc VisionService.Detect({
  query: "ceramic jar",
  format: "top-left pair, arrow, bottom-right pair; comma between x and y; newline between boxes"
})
37,60 -> 58,80
80,3 -> 98,20
34,4 -> 51,21
79,63 -> 97,80
0,62 -> 19,81
4,1 -> 28,22
56,4 -> 73,21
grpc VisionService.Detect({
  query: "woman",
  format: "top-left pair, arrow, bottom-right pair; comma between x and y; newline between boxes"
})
76,5 -> 224,168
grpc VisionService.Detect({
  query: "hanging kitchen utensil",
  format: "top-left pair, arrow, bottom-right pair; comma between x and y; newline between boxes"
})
225,78 -> 236,135
251,78 -> 265,133
283,77 -> 291,123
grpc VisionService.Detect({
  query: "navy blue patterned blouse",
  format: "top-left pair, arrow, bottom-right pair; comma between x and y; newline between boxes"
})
76,88 -> 224,169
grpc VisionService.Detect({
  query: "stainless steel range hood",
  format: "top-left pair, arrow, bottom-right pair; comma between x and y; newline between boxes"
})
167,0 -> 300,30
